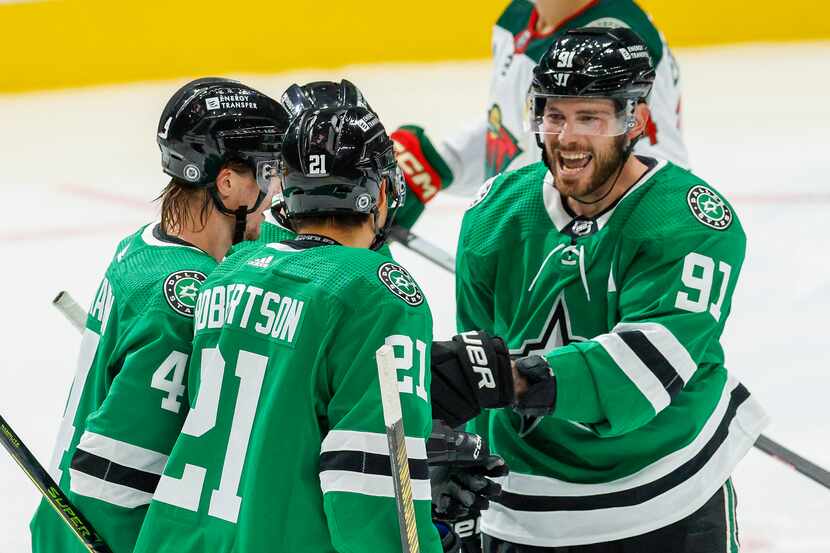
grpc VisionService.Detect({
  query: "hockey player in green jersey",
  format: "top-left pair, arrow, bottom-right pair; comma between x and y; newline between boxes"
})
29,78 -> 289,553
456,28 -> 768,552
391,0 -> 687,229
131,103 -> 508,553
230,79 -> 379,251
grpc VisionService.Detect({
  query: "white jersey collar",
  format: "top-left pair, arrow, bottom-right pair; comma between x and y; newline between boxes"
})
542,158 -> 667,233
140,223 -> 207,253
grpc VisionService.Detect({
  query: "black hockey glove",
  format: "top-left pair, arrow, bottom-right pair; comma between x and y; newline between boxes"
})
428,421 -> 507,553
431,331 -> 514,427
513,355 -> 557,418
428,420 -> 508,520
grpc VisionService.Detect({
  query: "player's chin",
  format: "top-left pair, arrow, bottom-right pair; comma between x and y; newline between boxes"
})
554,166 -> 594,197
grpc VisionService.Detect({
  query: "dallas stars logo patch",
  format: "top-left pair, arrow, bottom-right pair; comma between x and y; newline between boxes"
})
378,262 -> 424,307
687,185 -> 733,230
163,270 -> 207,317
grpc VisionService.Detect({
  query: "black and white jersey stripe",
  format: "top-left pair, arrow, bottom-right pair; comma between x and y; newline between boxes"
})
319,429 -> 430,500
69,431 -> 168,508
595,321 -> 697,414
481,377 -> 768,547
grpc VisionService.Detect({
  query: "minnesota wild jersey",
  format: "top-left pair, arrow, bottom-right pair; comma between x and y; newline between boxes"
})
441,0 -> 686,196
456,159 -> 768,546
133,237 -> 442,553
30,223 -> 216,553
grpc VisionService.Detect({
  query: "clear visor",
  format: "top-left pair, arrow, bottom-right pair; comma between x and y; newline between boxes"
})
528,95 -> 634,137
255,158 -> 282,195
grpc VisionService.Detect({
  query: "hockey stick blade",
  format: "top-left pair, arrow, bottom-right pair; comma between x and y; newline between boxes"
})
53,290 -> 86,332
376,344 -> 421,553
0,414 -> 112,553
388,226 -> 455,273
754,434 -> 830,490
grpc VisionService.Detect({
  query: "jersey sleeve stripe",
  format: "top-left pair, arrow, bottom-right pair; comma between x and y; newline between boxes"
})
320,451 -> 430,480
74,430 -> 169,474
613,322 -> 697,383
319,430 -> 430,501
68,468 -> 154,509
616,330 -> 683,398
70,450 -> 160,494
321,429 -> 428,460
594,333 -> 670,413
319,470 -> 432,501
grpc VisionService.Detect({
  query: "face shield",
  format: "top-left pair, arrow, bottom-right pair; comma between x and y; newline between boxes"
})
527,94 -> 636,138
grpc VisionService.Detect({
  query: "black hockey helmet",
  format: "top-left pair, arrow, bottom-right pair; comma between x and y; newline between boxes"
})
278,105 -> 405,250
280,79 -> 373,121
528,27 -> 656,142
157,78 -> 290,243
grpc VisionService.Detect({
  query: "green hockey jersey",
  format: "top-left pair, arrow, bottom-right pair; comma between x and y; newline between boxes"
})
457,159 -> 768,546
230,210 -> 394,259
132,237 -> 442,553
30,223 -> 216,553
439,0 -> 686,197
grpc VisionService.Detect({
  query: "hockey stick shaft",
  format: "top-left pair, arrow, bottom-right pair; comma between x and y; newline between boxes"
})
53,290 -> 87,332
0,414 -> 112,553
385,233 -> 830,491
376,345 -> 420,553
388,226 -> 455,273
754,434 -> 830,490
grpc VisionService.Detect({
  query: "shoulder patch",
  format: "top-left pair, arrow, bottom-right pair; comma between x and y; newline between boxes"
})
687,185 -> 733,230
377,262 -> 424,307
163,270 -> 207,317
469,176 -> 497,210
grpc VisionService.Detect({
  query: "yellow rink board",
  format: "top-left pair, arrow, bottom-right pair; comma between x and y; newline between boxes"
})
0,0 -> 828,93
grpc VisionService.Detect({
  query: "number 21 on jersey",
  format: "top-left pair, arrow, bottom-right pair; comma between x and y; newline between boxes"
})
153,348 -> 267,523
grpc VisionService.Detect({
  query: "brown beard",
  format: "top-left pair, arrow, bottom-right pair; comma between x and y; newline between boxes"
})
546,134 -> 628,201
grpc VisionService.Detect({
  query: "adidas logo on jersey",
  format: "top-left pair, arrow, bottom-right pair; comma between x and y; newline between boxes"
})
247,255 -> 273,268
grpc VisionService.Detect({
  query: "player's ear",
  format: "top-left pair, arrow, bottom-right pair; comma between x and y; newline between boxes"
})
214,167 -> 234,199
627,102 -> 650,141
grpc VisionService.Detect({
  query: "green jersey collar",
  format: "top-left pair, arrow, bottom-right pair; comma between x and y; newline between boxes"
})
542,157 -> 667,233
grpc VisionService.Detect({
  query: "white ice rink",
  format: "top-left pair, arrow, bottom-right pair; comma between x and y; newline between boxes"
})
1,43 -> 829,551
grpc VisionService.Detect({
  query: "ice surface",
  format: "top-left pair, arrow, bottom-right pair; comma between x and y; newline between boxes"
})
1,43 -> 829,551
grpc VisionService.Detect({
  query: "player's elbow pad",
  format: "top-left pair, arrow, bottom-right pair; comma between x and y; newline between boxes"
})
430,331 -> 514,427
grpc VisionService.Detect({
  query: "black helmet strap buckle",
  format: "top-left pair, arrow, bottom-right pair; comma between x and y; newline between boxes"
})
209,186 -> 266,245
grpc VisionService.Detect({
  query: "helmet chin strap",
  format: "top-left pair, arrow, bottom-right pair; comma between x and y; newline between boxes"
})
209,187 -> 266,245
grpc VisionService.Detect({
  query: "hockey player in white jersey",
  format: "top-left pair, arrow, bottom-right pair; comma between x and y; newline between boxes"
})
391,0 -> 686,228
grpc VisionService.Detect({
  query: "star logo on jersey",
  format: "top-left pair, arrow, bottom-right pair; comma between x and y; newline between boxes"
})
687,185 -> 733,230
485,104 -> 522,178
378,262 -> 424,307
510,294 -> 586,436
163,270 -> 207,317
